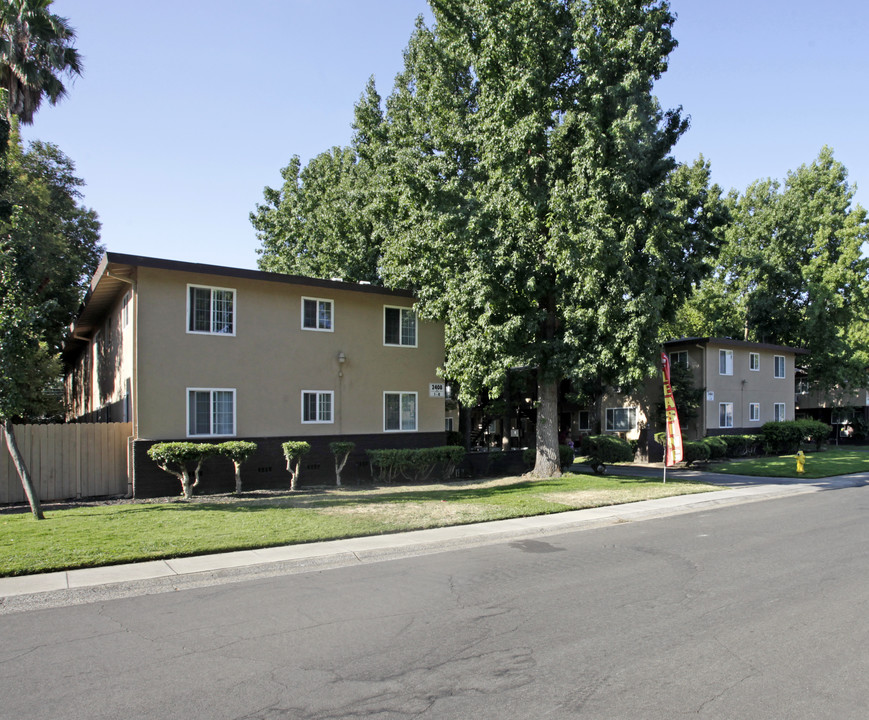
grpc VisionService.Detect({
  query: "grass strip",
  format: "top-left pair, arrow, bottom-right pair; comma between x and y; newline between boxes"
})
709,448 -> 869,479
0,472 -> 718,577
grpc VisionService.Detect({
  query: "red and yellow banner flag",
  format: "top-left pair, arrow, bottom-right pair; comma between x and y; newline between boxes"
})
661,352 -> 684,466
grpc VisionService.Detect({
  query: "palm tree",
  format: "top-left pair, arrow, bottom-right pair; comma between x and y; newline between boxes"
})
0,0 -> 81,124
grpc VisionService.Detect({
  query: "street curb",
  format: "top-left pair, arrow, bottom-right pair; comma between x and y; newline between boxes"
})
3,476 -> 855,613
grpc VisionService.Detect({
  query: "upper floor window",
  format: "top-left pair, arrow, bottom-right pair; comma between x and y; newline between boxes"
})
302,297 -> 333,331
384,306 -> 417,347
188,285 -> 235,335
670,351 -> 688,367
774,355 -> 786,378
188,388 -> 235,437
605,407 -> 637,432
749,352 -> 760,371
719,349 -> 733,376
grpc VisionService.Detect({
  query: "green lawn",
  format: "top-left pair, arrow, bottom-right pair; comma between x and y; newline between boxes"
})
710,448 -> 869,479
0,471 -> 718,577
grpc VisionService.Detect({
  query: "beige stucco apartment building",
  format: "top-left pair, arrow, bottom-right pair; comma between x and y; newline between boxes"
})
64,253 -> 446,496
664,337 -> 807,439
560,338 -> 807,456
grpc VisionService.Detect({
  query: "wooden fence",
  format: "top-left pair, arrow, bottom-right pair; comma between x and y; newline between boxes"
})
0,423 -> 132,504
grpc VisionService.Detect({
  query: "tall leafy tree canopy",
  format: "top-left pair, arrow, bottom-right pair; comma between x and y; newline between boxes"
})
672,147 -> 869,391
0,127 -> 101,422
252,78 -> 387,284
0,124 -> 101,518
378,0 -> 718,475
0,0 -> 82,125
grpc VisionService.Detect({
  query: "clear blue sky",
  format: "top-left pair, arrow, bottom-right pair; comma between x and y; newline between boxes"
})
22,0 -> 869,271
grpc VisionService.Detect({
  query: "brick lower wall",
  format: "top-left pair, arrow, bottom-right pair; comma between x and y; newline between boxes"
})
131,432 -> 447,498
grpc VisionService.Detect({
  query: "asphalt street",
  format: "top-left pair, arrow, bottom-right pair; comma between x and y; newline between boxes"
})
2,474 -> 869,719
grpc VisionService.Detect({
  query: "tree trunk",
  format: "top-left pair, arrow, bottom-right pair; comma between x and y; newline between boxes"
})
533,378 -> 561,478
2,419 -> 44,519
234,463 -> 243,494
335,452 -> 350,487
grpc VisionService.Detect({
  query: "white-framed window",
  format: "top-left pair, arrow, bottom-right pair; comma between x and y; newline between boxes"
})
187,388 -> 235,437
749,352 -> 760,371
122,291 -> 131,329
384,306 -> 417,347
578,410 -> 591,431
774,402 -> 786,422
670,351 -> 688,367
384,391 -> 417,431
188,285 -> 235,335
302,390 -> 333,423
719,402 -> 734,428
749,402 -> 760,422
719,349 -> 733,376
445,417 -> 454,432
774,355 -> 786,379
605,407 -> 637,432
301,297 -> 333,331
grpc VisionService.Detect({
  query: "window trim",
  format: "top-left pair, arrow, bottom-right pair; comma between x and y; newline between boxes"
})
605,407 -> 637,433
749,402 -> 760,422
749,352 -> 760,371
719,402 -> 734,428
301,390 -> 334,424
384,391 -> 418,432
186,284 -> 236,336
383,305 -> 418,348
774,402 -> 786,422
301,296 -> 334,332
719,349 -> 733,376
774,355 -> 786,379
186,387 -> 236,438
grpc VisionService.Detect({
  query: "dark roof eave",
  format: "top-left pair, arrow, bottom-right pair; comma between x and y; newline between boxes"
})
664,336 -> 810,355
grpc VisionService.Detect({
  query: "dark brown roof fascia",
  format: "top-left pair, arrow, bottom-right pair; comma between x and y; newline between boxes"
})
664,336 -> 810,355
103,252 -> 414,298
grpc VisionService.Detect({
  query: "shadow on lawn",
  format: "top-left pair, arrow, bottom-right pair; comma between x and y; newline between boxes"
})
96,475 -> 705,514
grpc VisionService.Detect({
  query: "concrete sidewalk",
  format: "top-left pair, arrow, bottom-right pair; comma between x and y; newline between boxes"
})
4,469 -> 865,609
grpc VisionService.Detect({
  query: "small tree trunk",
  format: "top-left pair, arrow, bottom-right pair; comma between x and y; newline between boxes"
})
287,458 -> 300,491
2,419 -> 44,520
334,452 -> 350,487
533,378 -> 561,478
180,469 -> 192,499
234,462 -> 243,494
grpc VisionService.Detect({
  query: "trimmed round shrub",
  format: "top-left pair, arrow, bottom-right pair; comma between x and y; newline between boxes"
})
703,435 -> 728,460
682,440 -> 711,466
761,421 -> 806,454
794,419 -> 832,451
720,434 -> 760,457
580,435 -> 634,474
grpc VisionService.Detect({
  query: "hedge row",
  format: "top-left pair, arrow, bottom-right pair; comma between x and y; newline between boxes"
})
761,419 -> 831,453
367,446 -> 466,483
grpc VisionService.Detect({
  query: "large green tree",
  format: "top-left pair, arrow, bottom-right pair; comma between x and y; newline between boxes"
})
0,125 -> 101,518
379,0 -> 718,476
673,147 -> 869,392
0,0 -> 82,125
252,78 -> 388,283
